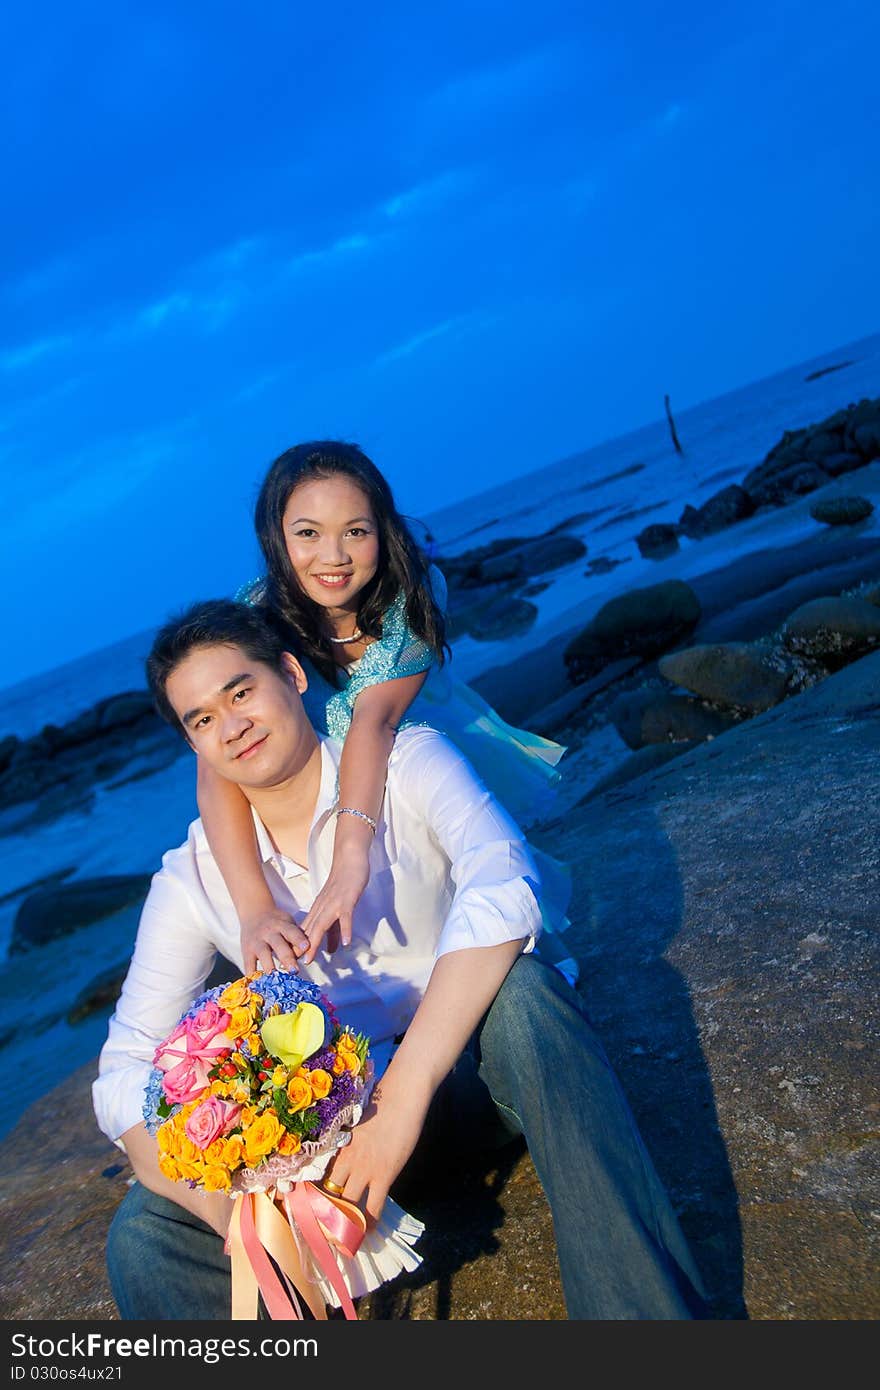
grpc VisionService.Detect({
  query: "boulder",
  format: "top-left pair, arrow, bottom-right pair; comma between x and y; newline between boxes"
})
802,428 -> 845,462
11,873 -> 154,954
564,580 -> 701,684
98,691 -> 157,731
852,421 -> 880,460
678,485 -> 755,539
744,461 -> 830,507
0,734 -> 20,773
467,595 -> 538,642
809,496 -> 874,527
544,650 -> 880,1318
821,452 -> 867,478
608,691 -> 739,750
781,596 -> 880,666
636,523 -> 679,559
658,643 -> 791,714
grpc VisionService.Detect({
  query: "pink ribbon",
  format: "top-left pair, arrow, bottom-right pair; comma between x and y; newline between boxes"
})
284,1182 -> 367,1320
227,1183 -> 367,1321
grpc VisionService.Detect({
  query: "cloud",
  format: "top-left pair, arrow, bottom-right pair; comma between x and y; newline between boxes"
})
284,231 -> 376,277
427,43 -> 571,120
372,313 -> 490,369
382,168 -> 474,220
0,333 -> 72,372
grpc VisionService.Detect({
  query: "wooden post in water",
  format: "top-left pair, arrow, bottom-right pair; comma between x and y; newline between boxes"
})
664,394 -> 684,455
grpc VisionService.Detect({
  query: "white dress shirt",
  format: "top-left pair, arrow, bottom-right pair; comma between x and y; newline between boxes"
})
93,726 -> 543,1148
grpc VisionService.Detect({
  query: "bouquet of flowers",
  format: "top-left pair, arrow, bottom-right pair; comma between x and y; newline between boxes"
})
143,969 -> 423,1320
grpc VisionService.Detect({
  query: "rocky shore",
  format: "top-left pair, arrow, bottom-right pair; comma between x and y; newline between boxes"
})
1,395 -> 879,1319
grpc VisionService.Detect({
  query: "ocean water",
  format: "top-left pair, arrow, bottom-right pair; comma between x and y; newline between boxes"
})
1,328 -> 878,1134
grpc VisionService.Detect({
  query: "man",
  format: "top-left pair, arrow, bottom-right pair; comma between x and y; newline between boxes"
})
93,599 -> 709,1320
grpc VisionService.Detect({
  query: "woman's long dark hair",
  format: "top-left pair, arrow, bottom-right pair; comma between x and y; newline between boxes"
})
254,440 -> 448,686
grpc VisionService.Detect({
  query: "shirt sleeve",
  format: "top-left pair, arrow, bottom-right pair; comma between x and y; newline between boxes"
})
389,728 -> 543,960
91,855 -> 219,1149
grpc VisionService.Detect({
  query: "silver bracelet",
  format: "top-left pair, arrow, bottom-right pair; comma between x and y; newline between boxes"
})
335,806 -> 377,834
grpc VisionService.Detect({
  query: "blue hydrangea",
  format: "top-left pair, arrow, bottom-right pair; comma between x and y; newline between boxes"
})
142,1068 -> 165,1134
254,969 -> 326,1013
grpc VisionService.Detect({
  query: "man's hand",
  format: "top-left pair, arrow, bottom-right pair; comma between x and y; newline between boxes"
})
240,906 -> 310,975
300,842 -> 370,965
321,1080 -> 430,1225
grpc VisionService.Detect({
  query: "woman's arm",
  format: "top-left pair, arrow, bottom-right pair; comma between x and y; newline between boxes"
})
299,669 -> 429,965
197,758 -> 308,973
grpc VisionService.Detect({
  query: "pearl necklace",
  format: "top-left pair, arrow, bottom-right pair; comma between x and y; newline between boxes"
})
327,628 -> 363,644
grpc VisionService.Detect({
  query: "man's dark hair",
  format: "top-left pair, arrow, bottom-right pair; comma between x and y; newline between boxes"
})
146,599 -> 293,731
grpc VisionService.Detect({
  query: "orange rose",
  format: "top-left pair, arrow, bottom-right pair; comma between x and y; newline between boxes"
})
156,1122 -> 176,1155
341,1049 -> 361,1075
307,1068 -> 333,1099
243,1112 -> 284,1166
278,1131 -> 302,1156
337,1032 -> 358,1053
219,979 -> 251,1010
226,1006 -> 253,1040
202,1164 -> 232,1193
157,1153 -> 182,1181
222,1135 -> 245,1168
331,1053 -> 346,1076
286,1076 -> 312,1113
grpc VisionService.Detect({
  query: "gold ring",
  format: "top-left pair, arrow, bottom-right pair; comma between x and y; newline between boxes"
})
322,1177 -> 345,1196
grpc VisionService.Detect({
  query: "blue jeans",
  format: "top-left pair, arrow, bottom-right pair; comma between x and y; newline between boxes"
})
107,956 -> 709,1319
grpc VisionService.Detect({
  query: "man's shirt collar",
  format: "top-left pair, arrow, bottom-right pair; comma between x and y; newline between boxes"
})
250,735 -> 342,871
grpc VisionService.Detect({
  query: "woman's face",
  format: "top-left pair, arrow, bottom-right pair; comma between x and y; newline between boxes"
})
281,474 -> 380,615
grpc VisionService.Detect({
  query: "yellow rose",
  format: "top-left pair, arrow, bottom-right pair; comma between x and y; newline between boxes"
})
219,979 -> 251,1010
331,1053 -> 346,1076
222,1135 -> 245,1168
202,1165 -> 232,1193
246,1031 -> 264,1056
271,1066 -> 289,1088
307,1068 -> 333,1100
156,1122 -> 176,1155
244,1112 -> 284,1166
227,1006 -> 253,1040
337,1032 -> 358,1053
341,1049 -> 362,1075
286,1076 -> 313,1113
278,1131 -> 302,1156
176,1154 -> 204,1183
158,1153 -> 181,1181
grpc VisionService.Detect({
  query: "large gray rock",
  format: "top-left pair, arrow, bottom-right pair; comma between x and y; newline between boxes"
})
564,580 -> 701,684
658,643 -> 791,714
678,485 -> 755,539
549,651 -> 880,1318
11,873 -> 154,954
608,690 -> 739,750
809,495 -> 874,527
781,595 -> 880,665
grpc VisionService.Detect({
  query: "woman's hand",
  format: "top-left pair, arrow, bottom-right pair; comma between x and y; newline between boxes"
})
300,842 -> 370,965
240,906 -> 309,975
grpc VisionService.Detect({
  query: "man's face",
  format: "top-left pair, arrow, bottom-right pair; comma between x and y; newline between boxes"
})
165,642 -> 315,787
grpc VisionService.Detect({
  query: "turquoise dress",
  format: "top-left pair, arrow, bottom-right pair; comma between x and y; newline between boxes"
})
236,568 -> 578,982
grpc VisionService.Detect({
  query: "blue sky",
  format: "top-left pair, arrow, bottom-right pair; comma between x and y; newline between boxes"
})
3,0 -> 879,683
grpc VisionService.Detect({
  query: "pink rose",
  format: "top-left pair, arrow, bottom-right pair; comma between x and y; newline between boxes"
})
161,1056 -> 212,1106
185,1002 -> 233,1062
152,1019 -> 190,1073
185,1097 -> 243,1150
